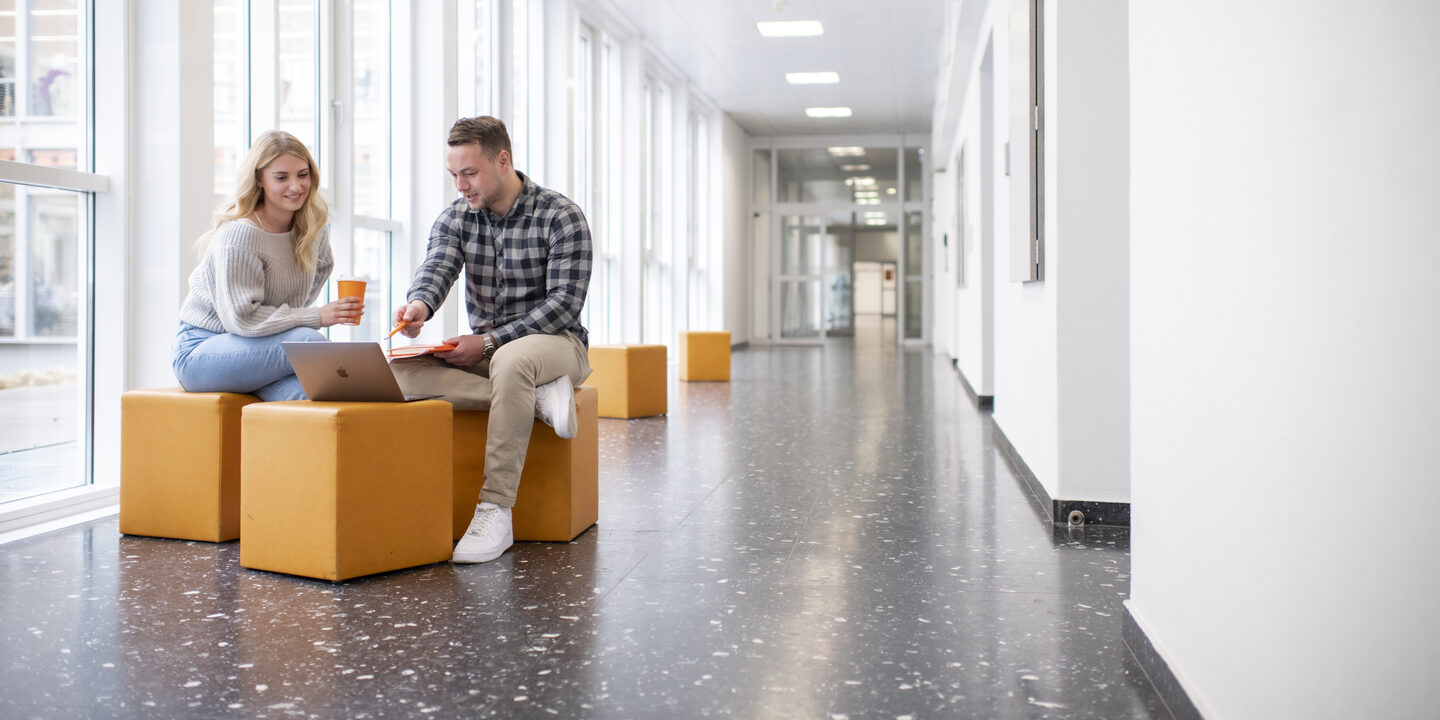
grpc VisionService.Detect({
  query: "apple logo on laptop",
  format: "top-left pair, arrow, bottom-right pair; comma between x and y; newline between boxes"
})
336,366 -> 349,378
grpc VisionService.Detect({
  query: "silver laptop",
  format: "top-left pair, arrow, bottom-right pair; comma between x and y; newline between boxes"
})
283,341 -> 440,402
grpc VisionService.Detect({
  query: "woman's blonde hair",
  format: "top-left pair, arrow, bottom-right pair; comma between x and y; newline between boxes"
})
196,130 -> 330,273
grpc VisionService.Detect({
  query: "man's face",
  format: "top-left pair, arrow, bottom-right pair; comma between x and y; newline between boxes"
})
446,143 -> 505,211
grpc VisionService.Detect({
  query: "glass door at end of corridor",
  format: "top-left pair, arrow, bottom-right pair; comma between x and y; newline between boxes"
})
773,214 -> 825,345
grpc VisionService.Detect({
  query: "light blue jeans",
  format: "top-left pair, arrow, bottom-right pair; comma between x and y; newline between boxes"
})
172,323 -> 326,402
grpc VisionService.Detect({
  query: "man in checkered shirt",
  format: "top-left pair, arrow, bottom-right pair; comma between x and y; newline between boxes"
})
391,116 -> 593,565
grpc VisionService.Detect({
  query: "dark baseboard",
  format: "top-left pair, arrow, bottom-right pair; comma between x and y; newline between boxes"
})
992,421 -> 1130,527
954,364 -> 994,410
1056,499 -> 1129,527
731,341 -> 750,350
992,420 -> 1055,521
1123,606 -> 1205,720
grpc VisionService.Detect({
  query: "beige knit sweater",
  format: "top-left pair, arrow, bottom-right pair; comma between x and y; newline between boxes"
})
178,220 -> 333,337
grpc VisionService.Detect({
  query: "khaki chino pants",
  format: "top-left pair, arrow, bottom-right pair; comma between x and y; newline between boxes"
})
390,331 -> 591,508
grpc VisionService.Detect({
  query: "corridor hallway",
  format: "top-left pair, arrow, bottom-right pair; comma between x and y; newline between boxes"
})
0,342 -> 1169,718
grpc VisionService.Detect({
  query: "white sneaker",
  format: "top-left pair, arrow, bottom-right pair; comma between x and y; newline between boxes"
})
534,374 -> 577,439
452,502 -> 513,564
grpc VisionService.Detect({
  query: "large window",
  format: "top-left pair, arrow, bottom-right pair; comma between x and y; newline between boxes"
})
575,22 -> 621,344
213,0 -> 247,195
351,0 -> 389,219
599,35 -> 622,343
686,110 -> 709,330
1,0 -> 85,166
277,0 -> 318,153
509,0 -> 528,166
223,1 -> 403,346
460,1 -> 540,174
508,0 -> 542,177
575,23 -> 598,340
0,0 -> 96,506
345,0 -> 397,343
457,0 -> 495,115
641,74 -> 672,345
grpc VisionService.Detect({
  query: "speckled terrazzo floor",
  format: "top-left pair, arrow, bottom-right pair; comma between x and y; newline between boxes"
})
0,338 -> 1171,719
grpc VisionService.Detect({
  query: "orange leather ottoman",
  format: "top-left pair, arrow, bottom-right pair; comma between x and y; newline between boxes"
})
679,331 -> 731,382
452,385 -> 598,542
240,400 -> 453,581
120,388 -> 259,542
587,344 -> 667,418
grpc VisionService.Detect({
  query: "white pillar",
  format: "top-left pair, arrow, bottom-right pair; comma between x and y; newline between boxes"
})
128,0 -> 214,390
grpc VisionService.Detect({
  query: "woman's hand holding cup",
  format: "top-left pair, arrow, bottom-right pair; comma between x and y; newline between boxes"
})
319,295 -> 364,327
335,277 -> 366,326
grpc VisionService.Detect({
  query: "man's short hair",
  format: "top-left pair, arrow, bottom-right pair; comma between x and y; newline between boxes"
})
448,116 -> 512,160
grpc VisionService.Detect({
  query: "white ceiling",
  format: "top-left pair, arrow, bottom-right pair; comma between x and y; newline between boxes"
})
592,0 -> 946,137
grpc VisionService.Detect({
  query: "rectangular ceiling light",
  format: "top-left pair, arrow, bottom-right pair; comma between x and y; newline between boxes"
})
805,107 -> 852,118
828,146 -> 865,157
840,164 -> 871,171
786,72 -> 840,85
865,219 -> 886,226
757,20 -> 824,37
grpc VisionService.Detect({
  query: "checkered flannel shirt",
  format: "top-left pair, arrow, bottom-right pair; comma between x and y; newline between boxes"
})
406,172 -> 592,347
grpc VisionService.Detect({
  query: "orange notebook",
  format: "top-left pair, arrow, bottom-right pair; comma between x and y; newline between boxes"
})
386,343 -> 456,359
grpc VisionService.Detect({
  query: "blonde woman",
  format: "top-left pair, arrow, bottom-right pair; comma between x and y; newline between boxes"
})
172,130 -> 360,401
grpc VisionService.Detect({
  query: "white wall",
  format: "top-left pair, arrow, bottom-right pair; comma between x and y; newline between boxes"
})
951,92 -> 988,396
977,36 -> 998,396
993,0 -> 1060,490
929,2 -> 1001,398
930,166 -> 956,357
936,0 -> 1128,503
1128,2 -> 1440,718
933,9 -> 1003,390
1052,0 -> 1129,502
721,113 -> 750,344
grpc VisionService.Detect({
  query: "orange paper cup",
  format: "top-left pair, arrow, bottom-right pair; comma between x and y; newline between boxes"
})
337,277 -> 366,325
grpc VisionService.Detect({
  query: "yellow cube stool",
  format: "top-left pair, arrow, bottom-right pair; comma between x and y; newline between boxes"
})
679,331 -> 731,382
240,400 -> 453,581
121,388 -> 259,542
452,386 -> 598,542
587,344 -> 667,418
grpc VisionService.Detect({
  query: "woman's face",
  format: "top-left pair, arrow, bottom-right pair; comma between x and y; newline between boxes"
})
257,153 -> 312,215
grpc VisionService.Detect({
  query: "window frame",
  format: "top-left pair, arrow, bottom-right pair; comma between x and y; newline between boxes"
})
0,0 -> 105,521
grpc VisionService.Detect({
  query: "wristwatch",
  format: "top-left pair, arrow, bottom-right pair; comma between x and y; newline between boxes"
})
482,334 -> 496,357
